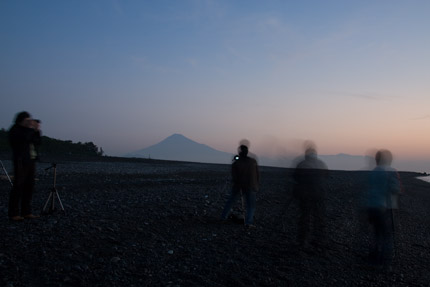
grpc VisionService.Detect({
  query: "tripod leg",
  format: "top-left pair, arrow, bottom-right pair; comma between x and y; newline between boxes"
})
55,191 -> 66,213
42,192 -> 53,214
1,160 -> 13,187
50,191 -> 55,212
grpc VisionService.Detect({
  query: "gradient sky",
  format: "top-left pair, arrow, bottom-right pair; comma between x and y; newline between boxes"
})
1,0 -> 429,162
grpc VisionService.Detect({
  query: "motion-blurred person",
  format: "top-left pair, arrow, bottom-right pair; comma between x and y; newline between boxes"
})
221,144 -> 260,227
239,139 -> 258,162
8,111 -> 41,221
366,149 -> 401,267
292,142 -> 328,249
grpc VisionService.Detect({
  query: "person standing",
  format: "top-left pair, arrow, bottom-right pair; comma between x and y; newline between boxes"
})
221,144 -> 259,227
8,111 -> 41,221
292,143 -> 328,249
367,149 -> 401,267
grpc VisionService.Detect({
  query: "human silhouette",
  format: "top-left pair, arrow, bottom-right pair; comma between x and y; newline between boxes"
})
8,111 -> 41,221
366,149 -> 401,267
221,144 -> 260,227
292,142 -> 328,249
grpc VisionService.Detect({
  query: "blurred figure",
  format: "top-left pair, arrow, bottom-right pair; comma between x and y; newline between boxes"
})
366,149 -> 401,267
221,144 -> 260,227
292,141 -> 328,249
239,138 -> 258,162
8,111 -> 41,221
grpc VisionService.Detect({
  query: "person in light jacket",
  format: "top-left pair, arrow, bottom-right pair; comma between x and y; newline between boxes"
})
367,149 -> 401,266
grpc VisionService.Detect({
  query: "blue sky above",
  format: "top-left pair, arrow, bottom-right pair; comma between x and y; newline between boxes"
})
1,0 -> 429,163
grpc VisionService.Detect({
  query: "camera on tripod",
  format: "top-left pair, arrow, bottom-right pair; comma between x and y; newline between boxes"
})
41,163 -> 66,215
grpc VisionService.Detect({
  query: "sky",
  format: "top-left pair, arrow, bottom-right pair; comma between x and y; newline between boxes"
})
1,0 -> 429,166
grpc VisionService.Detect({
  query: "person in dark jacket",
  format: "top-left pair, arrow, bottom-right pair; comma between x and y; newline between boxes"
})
293,143 -> 328,248
8,111 -> 41,221
221,144 -> 259,227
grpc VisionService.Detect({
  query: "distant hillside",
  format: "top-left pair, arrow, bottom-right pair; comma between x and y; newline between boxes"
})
0,128 -> 103,160
320,153 -> 371,170
126,134 -> 234,164
125,134 -> 377,169
258,153 -> 371,170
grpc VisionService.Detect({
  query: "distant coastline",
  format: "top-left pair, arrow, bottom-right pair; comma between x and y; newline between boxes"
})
417,175 -> 430,183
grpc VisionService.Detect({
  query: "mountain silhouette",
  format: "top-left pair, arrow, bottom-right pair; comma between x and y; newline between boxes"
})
125,134 -> 425,171
126,134 -> 233,164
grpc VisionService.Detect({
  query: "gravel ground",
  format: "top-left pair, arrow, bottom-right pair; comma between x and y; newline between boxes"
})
1,159 -> 430,286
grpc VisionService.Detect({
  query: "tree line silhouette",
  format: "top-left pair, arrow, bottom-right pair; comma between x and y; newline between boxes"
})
0,128 -> 103,160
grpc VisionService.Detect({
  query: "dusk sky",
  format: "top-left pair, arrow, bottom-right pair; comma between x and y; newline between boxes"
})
1,1 -> 429,164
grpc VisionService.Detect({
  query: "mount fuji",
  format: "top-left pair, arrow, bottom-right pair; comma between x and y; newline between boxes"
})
125,134 -> 234,164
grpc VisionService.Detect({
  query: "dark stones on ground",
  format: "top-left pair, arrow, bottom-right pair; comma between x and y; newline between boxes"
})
0,160 -> 429,286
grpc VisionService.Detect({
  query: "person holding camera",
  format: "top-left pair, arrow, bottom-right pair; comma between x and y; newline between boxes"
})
8,111 -> 41,221
221,144 -> 260,227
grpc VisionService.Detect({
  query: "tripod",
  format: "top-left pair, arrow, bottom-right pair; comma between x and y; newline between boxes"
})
1,159 -> 13,186
42,163 -> 65,214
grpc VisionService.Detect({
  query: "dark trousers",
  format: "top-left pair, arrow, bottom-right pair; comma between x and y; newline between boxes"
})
221,186 -> 257,225
368,208 -> 393,265
8,160 -> 36,217
297,199 -> 326,245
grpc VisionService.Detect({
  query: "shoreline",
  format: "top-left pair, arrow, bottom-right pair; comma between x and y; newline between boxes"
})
417,175 -> 430,183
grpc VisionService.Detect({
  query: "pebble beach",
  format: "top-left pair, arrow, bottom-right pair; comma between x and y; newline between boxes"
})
1,158 -> 429,286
